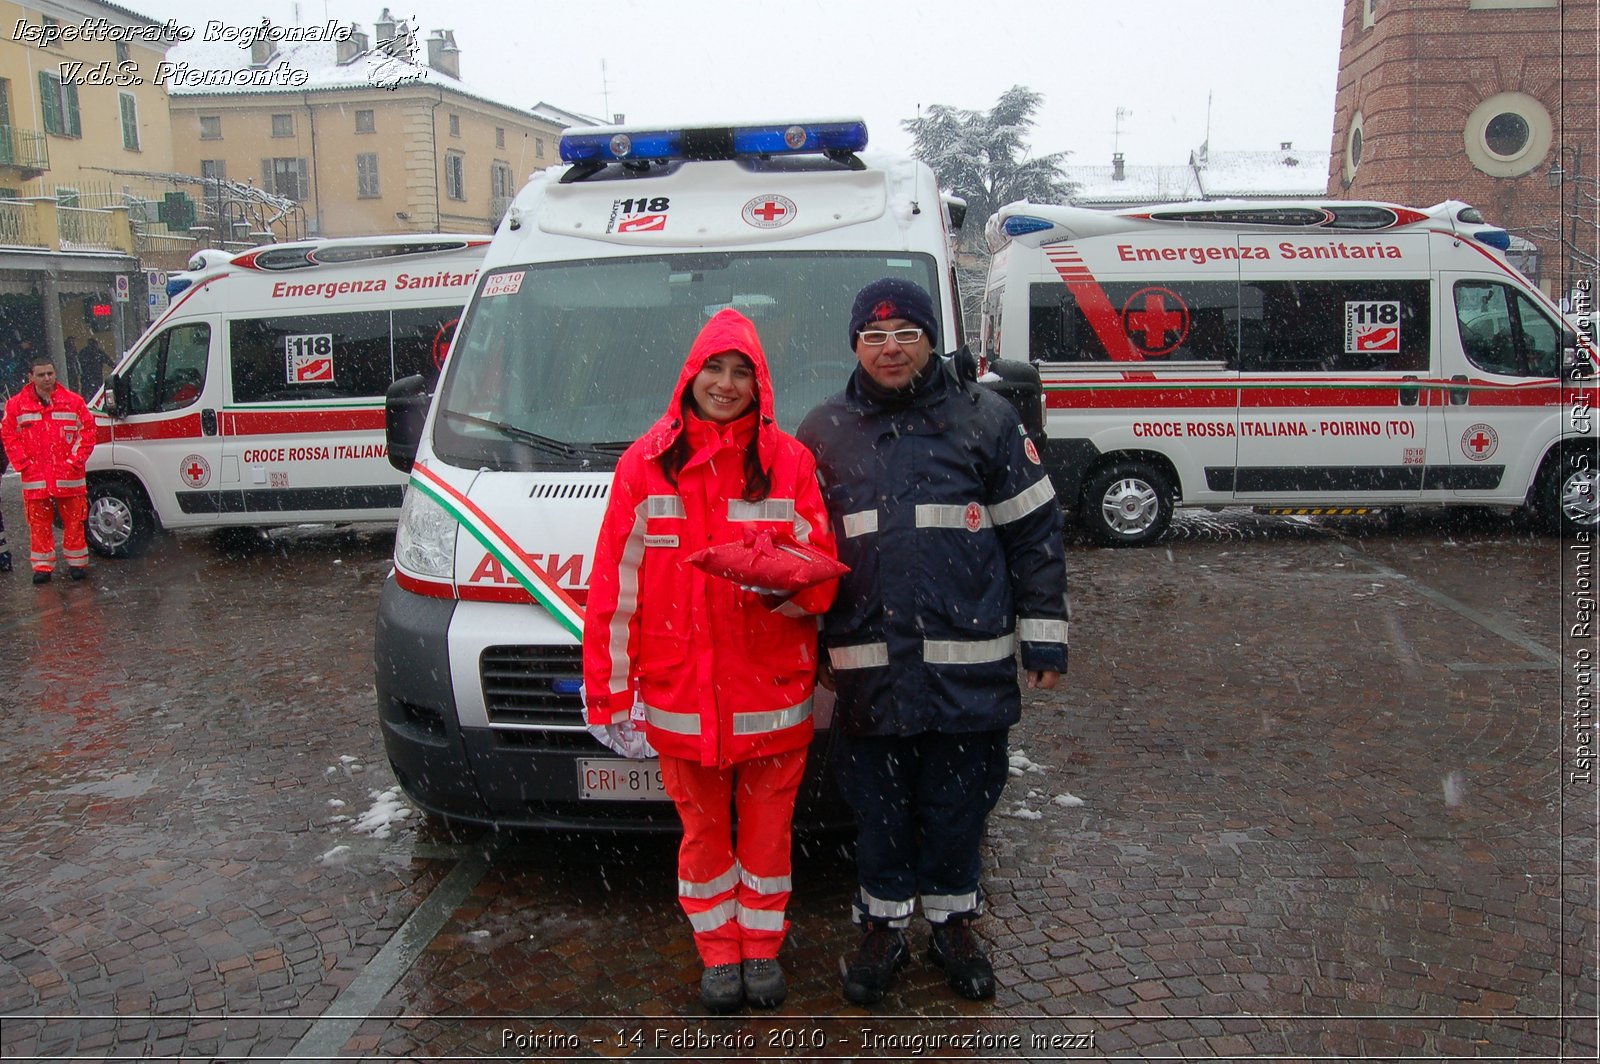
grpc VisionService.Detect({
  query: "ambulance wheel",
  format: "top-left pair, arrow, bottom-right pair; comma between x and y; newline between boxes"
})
86,479 -> 155,558
1080,460 -> 1173,547
1535,445 -> 1599,534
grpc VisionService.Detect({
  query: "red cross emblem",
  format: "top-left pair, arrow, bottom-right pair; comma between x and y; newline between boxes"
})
1460,423 -> 1498,461
742,194 -> 797,229
180,454 -> 211,488
1122,287 -> 1190,356
963,501 -> 984,532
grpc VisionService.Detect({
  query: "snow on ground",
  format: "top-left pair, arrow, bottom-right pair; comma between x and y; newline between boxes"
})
351,786 -> 414,839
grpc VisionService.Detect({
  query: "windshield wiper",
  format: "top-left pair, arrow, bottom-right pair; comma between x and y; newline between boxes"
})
441,410 -> 597,459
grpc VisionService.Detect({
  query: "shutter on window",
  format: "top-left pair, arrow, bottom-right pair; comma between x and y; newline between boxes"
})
38,73 -> 60,134
63,81 -> 80,136
296,158 -> 308,201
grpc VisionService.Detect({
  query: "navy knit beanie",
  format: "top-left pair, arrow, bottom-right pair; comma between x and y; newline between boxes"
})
847,278 -> 939,348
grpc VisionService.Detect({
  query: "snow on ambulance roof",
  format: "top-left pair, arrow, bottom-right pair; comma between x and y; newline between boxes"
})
160,31 -> 525,116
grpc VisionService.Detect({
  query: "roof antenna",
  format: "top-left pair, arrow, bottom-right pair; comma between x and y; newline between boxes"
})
601,60 -> 611,125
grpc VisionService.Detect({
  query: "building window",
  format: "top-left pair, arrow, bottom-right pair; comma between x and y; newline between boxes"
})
115,42 -> 130,63
1362,0 -> 1377,28
55,187 -> 80,207
1342,111 -> 1365,187
535,139 -> 545,159
1463,92 -> 1552,177
37,72 -> 80,137
119,93 -> 140,151
357,153 -> 381,198
491,161 -> 514,199
355,109 -> 375,134
448,113 -> 460,137
263,157 -> 309,200
200,159 -> 226,181
271,113 -> 294,137
445,152 -> 465,200
495,126 -> 505,148
199,115 -> 221,139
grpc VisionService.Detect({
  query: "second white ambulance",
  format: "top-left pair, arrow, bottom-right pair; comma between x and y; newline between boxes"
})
87,236 -> 486,556
980,198 -> 1597,544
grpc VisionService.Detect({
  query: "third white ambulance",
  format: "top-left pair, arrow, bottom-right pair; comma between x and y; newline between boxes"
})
981,199 -> 1597,544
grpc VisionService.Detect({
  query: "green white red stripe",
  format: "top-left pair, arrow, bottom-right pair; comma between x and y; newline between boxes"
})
408,463 -> 586,638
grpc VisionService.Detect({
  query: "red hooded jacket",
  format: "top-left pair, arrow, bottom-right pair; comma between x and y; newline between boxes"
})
582,308 -> 837,768
1,383 -> 95,501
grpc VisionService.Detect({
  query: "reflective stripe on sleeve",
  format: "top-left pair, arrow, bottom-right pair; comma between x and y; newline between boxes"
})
840,510 -> 878,538
740,867 -> 793,895
923,633 -> 1016,665
15,412 -> 40,426
1018,618 -> 1069,644
687,899 -> 737,933
55,478 -> 86,490
915,503 -> 991,530
646,495 -> 686,519
738,907 -> 786,932
828,642 -> 888,670
728,498 -> 795,522
989,477 -> 1056,525
20,480 -> 45,491
731,697 -> 811,736
679,862 -> 739,899
644,703 -> 701,735
605,502 -> 650,695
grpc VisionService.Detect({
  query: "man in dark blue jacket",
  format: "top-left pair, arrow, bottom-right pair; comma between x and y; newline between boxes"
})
797,278 -> 1068,1005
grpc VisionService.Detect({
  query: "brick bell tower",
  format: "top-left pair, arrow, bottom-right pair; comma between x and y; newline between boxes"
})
1328,0 -> 1597,301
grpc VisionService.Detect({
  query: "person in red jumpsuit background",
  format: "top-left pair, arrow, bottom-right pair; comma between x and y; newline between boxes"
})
583,308 -> 837,1013
1,355 -> 96,584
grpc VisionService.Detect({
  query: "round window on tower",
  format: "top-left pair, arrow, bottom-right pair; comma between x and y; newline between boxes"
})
1463,93 -> 1551,177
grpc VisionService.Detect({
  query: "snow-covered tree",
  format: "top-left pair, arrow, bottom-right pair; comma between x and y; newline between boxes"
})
903,86 -> 1072,341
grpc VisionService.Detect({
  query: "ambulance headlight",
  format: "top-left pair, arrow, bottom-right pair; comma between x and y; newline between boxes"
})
394,487 -> 456,580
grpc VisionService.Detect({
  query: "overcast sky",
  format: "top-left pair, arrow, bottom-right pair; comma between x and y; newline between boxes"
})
136,0 -> 1345,166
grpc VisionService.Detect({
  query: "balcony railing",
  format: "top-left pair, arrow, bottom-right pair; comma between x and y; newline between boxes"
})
0,125 -> 49,172
57,205 -> 113,250
0,198 -> 43,246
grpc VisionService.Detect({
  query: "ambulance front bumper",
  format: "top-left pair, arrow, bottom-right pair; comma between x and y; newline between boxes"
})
374,576 -> 848,832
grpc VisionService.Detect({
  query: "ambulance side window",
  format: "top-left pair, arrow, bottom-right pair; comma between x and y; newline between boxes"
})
392,306 -> 463,385
1031,281 -> 1241,364
980,285 -> 1003,360
1453,281 -> 1565,378
120,323 -> 211,415
1242,280 -> 1429,373
230,311 -> 391,403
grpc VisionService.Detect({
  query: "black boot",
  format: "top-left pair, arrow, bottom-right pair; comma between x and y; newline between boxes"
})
840,922 -> 908,1005
929,917 -> 995,1000
700,963 -> 743,1013
742,957 -> 786,1008
32,570 -> 51,585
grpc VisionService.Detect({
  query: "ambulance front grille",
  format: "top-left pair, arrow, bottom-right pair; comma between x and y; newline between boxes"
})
480,645 -> 585,729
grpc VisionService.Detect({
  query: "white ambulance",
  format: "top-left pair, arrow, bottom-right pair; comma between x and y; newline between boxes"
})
86,235 -> 487,557
980,199 -> 1598,545
375,118 -> 964,830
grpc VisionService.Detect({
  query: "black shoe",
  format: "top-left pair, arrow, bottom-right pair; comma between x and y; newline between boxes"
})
0,553 -> 11,572
841,924 -> 908,1005
929,918 -> 996,1000
700,963 -> 743,1013
68,567 -> 86,581
32,570 -> 50,585
742,957 -> 786,1009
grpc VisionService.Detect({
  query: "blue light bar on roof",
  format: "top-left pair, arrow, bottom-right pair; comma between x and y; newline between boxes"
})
1473,228 -> 1512,251
560,119 -> 868,164
1003,215 -> 1056,237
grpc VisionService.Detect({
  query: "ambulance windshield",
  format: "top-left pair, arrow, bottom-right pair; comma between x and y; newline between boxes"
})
431,251 -> 940,469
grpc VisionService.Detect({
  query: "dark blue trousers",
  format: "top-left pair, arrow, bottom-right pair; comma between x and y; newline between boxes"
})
835,728 -> 1010,926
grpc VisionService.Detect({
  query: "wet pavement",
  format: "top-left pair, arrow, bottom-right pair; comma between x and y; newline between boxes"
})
0,473 -> 1594,1062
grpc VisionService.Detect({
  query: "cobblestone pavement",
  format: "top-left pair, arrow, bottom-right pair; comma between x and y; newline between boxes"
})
0,473 -> 1593,1061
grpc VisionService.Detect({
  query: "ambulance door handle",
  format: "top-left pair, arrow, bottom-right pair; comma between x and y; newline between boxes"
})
1398,375 -> 1419,406
201,408 -> 218,436
1448,374 -> 1471,406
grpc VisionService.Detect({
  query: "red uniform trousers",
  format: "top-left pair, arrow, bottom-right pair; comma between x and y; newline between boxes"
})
26,496 -> 88,574
659,746 -> 806,967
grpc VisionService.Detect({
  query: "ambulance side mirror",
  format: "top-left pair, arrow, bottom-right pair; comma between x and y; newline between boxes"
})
106,373 -> 127,417
385,374 -> 431,473
1564,345 -> 1595,381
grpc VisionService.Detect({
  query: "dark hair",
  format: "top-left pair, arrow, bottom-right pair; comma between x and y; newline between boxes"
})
660,397 -> 771,503
28,353 -> 54,370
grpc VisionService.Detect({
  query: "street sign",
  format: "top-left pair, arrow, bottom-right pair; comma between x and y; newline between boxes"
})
113,275 -> 130,302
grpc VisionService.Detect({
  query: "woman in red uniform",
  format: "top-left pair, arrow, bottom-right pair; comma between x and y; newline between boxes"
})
583,308 -> 837,1012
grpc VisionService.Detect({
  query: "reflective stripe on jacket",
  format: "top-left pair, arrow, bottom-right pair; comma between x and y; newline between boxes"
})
582,308 -> 839,768
1,385 -> 96,500
797,359 -> 1069,737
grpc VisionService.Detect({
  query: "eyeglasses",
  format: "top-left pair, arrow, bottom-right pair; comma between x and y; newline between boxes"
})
857,327 -> 924,346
